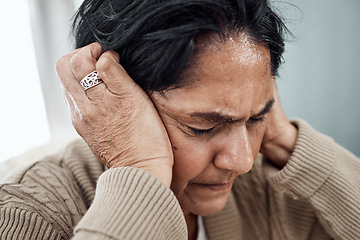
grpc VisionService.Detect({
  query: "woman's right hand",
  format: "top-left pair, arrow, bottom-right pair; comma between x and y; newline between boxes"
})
55,43 -> 174,186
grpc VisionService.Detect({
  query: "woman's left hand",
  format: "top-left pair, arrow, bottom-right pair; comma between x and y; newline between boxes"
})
260,77 -> 298,168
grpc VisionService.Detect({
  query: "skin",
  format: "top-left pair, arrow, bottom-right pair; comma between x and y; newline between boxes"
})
56,34 -> 298,239
151,34 -> 277,237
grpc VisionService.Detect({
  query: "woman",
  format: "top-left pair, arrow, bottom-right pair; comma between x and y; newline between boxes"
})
1,0 -> 359,239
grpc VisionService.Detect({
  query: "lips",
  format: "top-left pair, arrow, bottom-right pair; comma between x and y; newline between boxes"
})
193,182 -> 232,191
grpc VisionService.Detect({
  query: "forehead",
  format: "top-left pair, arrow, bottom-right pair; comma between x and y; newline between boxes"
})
194,33 -> 270,70
186,34 -> 270,88
152,33 -> 273,117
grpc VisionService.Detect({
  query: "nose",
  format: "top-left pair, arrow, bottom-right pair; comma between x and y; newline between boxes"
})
213,125 -> 254,175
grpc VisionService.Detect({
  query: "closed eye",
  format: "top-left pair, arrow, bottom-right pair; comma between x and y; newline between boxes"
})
188,126 -> 216,137
188,116 -> 266,136
247,116 -> 266,125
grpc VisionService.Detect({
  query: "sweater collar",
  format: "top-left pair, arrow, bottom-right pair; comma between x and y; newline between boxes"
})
203,191 -> 243,240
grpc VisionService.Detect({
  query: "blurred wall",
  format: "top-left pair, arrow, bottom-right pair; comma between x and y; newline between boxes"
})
29,0 -> 77,140
275,0 -> 360,156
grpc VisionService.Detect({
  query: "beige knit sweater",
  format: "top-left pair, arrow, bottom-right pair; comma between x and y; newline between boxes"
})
0,119 -> 359,240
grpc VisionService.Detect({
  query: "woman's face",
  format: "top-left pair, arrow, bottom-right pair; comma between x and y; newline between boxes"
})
151,34 -> 274,217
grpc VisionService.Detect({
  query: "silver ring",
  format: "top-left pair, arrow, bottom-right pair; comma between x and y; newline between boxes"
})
80,70 -> 103,90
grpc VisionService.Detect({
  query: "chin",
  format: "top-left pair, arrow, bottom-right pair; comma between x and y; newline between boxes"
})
182,192 -> 230,217
194,198 -> 228,216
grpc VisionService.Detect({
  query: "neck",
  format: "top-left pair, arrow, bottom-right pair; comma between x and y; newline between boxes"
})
184,211 -> 198,240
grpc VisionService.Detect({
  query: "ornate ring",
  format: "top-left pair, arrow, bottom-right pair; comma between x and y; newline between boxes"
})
80,70 -> 103,90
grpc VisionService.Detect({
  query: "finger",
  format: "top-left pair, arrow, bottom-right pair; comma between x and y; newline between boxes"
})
63,90 -> 83,123
56,48 -> 88,106
57,57 -> 86,123
70,43 -> 107,97
70,42 -> 104,81
96,50 -> 141,96
62,86 -> 75,112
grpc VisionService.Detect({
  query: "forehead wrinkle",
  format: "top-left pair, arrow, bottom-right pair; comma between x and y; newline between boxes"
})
188,97 -> 274,124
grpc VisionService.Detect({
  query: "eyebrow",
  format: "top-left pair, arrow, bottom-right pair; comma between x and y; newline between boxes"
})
189,98 -> 275,123
253,98 -> 275,118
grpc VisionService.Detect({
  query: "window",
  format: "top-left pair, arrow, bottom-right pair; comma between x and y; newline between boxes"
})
0,0 -> 50,162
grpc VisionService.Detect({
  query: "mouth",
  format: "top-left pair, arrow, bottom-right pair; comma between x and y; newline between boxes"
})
192,182 -> 232,191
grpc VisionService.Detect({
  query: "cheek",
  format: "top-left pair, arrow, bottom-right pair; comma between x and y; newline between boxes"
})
171,134 -> 211,180
249,124 -> 267,158
165,124 -> 213,186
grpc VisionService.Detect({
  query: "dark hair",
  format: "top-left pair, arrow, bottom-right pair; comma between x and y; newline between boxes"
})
73,0 -> 288,91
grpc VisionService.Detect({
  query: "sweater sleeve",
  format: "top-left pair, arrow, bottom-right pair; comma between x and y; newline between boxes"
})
0,207 -> 62,239
73,167 -> 187,240
265,119 -> 360,240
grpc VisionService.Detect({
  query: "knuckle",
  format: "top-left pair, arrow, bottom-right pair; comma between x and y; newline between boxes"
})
96,54 -> 114,72
107,50 -> 119,59
89,42 -> 103,53
69,52 -> 83,72
70,45 -> 99,79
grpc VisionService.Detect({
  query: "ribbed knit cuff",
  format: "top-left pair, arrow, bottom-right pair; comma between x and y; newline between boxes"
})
265,119 -> 336,198
74,167 -> 187,240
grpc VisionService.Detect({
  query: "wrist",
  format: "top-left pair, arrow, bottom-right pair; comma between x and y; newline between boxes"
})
111,156 -> 173,187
